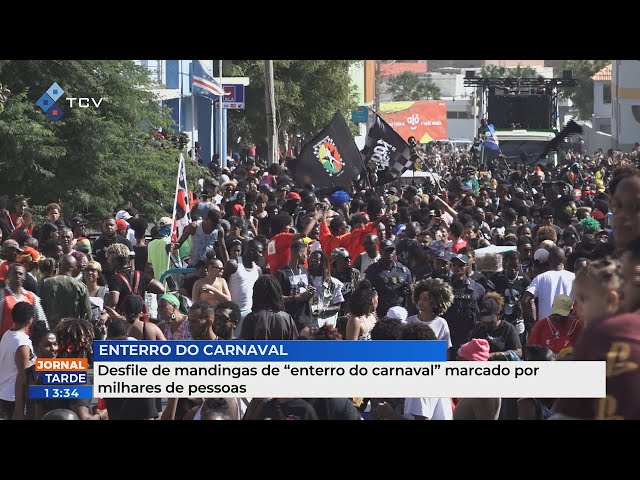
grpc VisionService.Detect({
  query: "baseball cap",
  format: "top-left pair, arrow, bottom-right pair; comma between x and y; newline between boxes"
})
386,306 -> 408,323
386,186 -> 398,195
74,238 -> 92,254
457,338 -> 490,361
533,248 -> 550,263
17,247 -> 41,264
478,298 -> 501,323
286,192 -> 301,202
552,294 -> 574,317
70,216 -> 89,228
428,241 -> 446,252
331,247 -> 350,262
591,209 -> 606,220
380,239 -> 396,252
158,217 -> 173,227
451,253 -> 469,265
116,210 -> 132,221
2,239 -> 22,251
434,249 -> 452,262
115,219 -> 128,231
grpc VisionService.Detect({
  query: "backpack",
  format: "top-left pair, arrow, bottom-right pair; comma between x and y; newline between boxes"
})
117,270 -> 149,321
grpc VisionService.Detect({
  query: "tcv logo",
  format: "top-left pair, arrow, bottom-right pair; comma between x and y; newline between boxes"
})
36,82 -> 106,122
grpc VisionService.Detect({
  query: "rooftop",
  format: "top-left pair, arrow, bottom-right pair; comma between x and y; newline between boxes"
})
380,62 -> 428,77
592,64 -> 612,81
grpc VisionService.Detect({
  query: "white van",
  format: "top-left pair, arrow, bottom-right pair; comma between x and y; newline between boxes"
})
481,129 -> 557,166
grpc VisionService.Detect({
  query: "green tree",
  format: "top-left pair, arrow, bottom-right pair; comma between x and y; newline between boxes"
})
561,60 -> 611,119
0,60 -> 208,219
386,71 -> 441,101
225,60 -> 359,155
480,64 -> 539,78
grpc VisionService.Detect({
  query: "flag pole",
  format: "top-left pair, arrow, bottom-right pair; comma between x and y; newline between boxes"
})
178,60 -> 182,134
219,59 -> 224,168
191,70 -> 196,163
166,154 -> 184,280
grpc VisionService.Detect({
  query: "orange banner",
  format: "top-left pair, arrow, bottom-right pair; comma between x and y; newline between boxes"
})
35,358 -> 88,371
379,101 -> 447,143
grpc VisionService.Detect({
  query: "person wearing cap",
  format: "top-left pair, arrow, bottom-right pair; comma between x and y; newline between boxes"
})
470,292 -> 522,359
330,247 -> 360,318
93,216 -> 133,277
453,339 -> 502,420
522,247 -> 575,326
430,248 -> 452,281
69,216 -> 89,250
527,294 -> 582,357
364,239 -> 412,318
443,252 -> 485,352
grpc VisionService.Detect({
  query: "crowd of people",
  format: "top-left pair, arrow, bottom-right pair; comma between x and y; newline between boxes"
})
1,139 -> 640,420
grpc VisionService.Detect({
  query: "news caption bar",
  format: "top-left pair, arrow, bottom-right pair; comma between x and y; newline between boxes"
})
29,357 -> 93,400
92,341 -> 605,399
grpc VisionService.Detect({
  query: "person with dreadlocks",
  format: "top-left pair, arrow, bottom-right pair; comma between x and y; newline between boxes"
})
54,317 -> 108,420
22,321 -> 59,419
307,250 -> 344,328
240,275 -> 298,340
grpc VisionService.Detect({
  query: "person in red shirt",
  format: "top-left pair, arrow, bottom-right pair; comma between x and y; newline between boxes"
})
266,211 -> 319,274
527,294 -> 583,357
318,211 -> 387,265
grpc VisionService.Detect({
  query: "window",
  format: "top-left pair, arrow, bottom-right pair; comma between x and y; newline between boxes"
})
603,82 -> 612,104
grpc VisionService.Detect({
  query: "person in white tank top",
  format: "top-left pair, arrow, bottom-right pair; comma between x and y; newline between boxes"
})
223,239 -> 263,336
0,302 -> 35,419
173,210 -> 224,267
353,234 -> 380,275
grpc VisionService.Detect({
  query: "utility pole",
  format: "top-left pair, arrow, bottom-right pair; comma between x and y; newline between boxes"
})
264,60 -> 278,166
374,60 -> 380,113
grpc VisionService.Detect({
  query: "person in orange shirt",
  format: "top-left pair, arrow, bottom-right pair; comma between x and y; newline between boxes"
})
318,211 -> 387,265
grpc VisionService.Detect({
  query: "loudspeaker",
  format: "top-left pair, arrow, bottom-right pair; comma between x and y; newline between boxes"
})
562,70 -> 573,80
465,70 -> 476,79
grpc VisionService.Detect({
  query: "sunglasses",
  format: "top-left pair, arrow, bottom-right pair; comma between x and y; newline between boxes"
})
208,265 -> 223,270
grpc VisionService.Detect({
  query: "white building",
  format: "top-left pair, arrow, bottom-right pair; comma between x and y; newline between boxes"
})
612,60 -> 640,151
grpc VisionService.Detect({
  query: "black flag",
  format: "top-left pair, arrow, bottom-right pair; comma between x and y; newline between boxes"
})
361,112 -> 413,186
536,119 -> 583,162
293,112 -> 363,188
